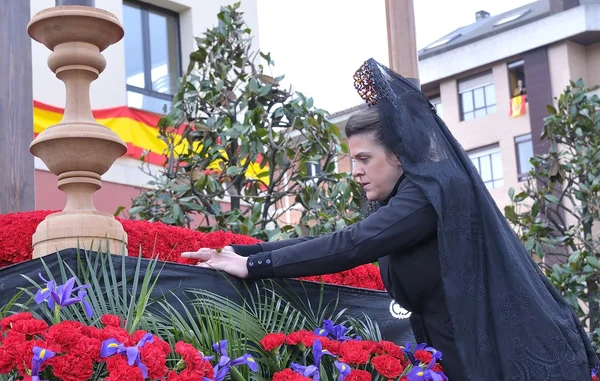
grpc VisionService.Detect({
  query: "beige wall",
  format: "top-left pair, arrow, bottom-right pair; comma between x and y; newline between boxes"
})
548,41 -> 600,101
436,62 -> 532,209
29,0 -> 260,110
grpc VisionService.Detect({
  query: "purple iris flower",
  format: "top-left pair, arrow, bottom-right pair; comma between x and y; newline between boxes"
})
31,346 -> 54,381
100,333 -> 154,378
314,320 -> 357,342
334,360 -> 351,381
404,351 -> 448,381
312,339 -> 334,369
290,362 -> 319,380
211,340 -> 258,381
287,339 -> 334,381
592,366 -> 599,379
34,274 -> 93,318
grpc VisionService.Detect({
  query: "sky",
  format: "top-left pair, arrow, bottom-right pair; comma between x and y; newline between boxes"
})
256,0 -> 534,113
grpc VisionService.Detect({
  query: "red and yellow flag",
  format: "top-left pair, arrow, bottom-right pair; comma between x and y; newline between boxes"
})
509,95 -> 527,117
32,101 -> 269,184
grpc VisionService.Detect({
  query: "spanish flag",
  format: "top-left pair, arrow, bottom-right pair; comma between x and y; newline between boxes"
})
509,95 -> 527,117
33,101 -> 269,185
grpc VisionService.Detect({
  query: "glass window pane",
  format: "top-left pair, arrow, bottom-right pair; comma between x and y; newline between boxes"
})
463,111 -> 474,121
479,155 -> 492,182
485,84 -> 496,106
474,108 -> 487,118
491,152 -> 503,180
494,179 -> 504,189
473,87 -> 485,109
461,91 -> 474,112
127,90 -> 172,114
487,105 -> 496,114
123,5 -> 145,88
149,11 -> 178,94
485,181 -> 495,190
517,140 -> 534,174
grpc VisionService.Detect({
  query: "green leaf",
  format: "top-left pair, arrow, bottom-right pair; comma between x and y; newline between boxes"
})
227,166 -> 244,176
544,194 -> 560,204
587,256 -> 600,269
531,200 -> 539,218
249,78 -> 259,92
504,206 -> 518,222
546,105 -> 557,115
258,85 -> 272,97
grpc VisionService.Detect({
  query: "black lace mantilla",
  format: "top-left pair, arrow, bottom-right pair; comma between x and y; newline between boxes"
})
355,58 -> 599,380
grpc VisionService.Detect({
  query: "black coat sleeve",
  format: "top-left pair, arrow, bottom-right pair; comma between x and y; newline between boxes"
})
231,237 -> 316,257
246,180 -> 437,279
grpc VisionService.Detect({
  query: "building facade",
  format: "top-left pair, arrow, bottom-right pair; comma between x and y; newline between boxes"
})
416,0 -> 600,209
27,0 -> 600,225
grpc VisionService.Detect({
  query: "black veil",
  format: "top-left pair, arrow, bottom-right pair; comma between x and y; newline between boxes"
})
355,58 -> 599,379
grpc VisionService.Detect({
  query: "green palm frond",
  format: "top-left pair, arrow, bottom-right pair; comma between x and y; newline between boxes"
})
18,242 -> 165,333
344,313 -> 383,342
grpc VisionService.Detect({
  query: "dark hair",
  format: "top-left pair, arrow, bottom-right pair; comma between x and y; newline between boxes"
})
344,107 -> 387,149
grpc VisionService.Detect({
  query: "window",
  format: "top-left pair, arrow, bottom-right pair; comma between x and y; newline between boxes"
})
305,162 -> 322,187
508,60 -> 526,97
430,96 -> 443,118
459,71 -> 496,121
494,9 -> 530,27
123,1 -> 181,114
468,144 -> 504,190
424,33 -> 462,50
515,134 -> 533,181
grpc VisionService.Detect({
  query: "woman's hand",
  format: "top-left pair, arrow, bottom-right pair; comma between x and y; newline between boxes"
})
181,246 -> 249,279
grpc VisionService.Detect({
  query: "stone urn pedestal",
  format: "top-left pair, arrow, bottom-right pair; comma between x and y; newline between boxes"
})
27,5 -> 128,258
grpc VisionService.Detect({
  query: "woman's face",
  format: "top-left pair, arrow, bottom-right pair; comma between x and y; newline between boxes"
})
349,133 -> 404,201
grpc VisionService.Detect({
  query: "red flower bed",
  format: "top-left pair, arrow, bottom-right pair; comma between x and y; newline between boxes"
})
0,211 -> 385,291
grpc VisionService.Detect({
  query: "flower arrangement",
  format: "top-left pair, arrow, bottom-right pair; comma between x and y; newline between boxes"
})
0,275 -> 447,381
260,320 -> 448,381
0,249 -> 449,381
0,211 -> 384,291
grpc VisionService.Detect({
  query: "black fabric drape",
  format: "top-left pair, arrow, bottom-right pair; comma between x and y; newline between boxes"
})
358,58 -> 599,380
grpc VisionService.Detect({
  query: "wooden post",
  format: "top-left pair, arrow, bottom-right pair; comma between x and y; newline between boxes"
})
385,0 -> 420,87
0,1 -> 35,214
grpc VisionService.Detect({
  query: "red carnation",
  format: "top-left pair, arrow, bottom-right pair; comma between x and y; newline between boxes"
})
167,369 -> 215,381
346,369 -> 372,381
371,354 -> 404,378
0,347 -> 15,373
174,341 -> 214,377
101,314 -> 122,328
52,354 -> 94,381
323,339 -> 342,355
140,341 -> 169,380
338,340 -> 376,365
12,339 -> 46,376
11,318 -> 48,337
285,330 -> 314,346
70,335 -> 102,361
0,312 -> 34,332
414,349 -> 433,364
260,332 -> 286,351
45,320 -> 85,352
89,325 -> 131,346
376,340 -> 403,358
272,368 -> 312,381
432,363 -> 444,373
105,359 -> 145,381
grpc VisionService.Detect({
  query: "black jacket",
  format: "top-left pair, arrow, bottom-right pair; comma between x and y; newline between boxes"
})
232,175 -> 445,317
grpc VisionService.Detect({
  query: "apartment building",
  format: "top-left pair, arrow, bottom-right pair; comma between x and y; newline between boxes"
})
331,0 -> 600,212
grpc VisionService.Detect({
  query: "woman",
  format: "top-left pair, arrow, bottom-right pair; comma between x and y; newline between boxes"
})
182,59 -> 599,380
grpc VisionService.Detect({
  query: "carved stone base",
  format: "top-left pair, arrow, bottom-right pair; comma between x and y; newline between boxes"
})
32,211 -> 128,258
